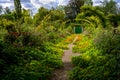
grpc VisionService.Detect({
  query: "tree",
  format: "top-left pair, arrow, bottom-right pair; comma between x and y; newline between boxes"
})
0,6 -> 3,14
22,9 -> 33,24
116,8 -> 120,14
100,0 -> 118,15
0,7 -> 15,20
107,14 -> 118,27
4,7 -> 11,14
33,7 -> 49,26
49,9 -> 65,21
84,0 -> 93,6
56,5 -> 65,13
76,6 -> 107,28
65,0 -> 84,19
14,0 -> 22,19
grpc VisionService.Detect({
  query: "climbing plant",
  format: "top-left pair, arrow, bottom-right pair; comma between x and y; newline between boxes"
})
76,6 -> 107,28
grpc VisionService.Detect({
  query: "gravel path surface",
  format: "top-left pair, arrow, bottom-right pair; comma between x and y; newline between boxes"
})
51,36 -> 80,80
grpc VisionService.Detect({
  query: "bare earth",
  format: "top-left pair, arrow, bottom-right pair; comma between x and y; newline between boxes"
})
51,36 -> 80,80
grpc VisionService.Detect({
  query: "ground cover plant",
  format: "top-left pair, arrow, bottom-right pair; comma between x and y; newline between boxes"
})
69,28 -> 120,80
0,4 -> 73,80
0,0 -> 120,80
69,3 -> 120,79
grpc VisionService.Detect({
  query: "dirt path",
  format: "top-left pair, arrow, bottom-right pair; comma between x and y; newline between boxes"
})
51,36 -> 80,80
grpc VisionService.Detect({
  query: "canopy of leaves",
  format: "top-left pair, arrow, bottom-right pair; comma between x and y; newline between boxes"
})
76,6 -> 107,28
99,0 -> 118,15
14,0 -> 22,19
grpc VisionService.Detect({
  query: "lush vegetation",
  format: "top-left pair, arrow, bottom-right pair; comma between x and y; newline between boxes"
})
69,29 -> 120,80
0,0 -> 73,79
68,0 -> 120,79
0,0 -> 120,80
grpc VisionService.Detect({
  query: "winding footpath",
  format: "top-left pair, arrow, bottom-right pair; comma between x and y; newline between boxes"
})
51,36 -> 80,80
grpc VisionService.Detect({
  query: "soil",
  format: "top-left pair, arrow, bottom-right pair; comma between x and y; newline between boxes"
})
50,36 -> 80,80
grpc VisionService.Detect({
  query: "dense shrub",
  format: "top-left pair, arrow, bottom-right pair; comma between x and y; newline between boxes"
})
0,5 -> 72,80
0,19 -> 15,32
0,43 -> 64,80
0,31 -> 65,80
69,31 -> 120,80
94,30 -> 120,55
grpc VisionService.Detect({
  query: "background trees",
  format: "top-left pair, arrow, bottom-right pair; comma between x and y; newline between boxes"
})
100,0 -> 118,15
84,0 -> 93,6
76,6 -> 107,28
0,6 -> 3,14
65,0 -> 85,19
14,0 -> 22,19
0,0 -> 120,79
33,7 -> 49,26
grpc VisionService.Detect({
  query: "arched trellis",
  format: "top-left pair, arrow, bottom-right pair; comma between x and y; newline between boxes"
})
76,6 -> 107,28
75,16 -> 102,28
75,18 -> 95,28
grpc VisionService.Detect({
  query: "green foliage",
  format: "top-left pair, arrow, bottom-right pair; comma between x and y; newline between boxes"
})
94,30 -> 120,55
0,41 -> 64,80
84,0 -> 93,6
0,15 -> 72,79
49,10 -> 65,21
0,13 -> 15,20
14,0 -> 22,19
4,7 -> 11,14
100,0 -> 118,15
0,6 -> 2,14
0,7 -> 15,21
70,53 -> 118,80
22,9 -> 33,25
76,6 -> 107,28
107,14 -> 118,27
0,19 -> 15,30
5,3 -> 120,80
69,30 -> 120,80
0,9 -> 72,80
56,5 -> 65,12
33,7 -> 49,26
0,27 -> 7,41
65,0 -> 84,19
70,47 -> 118,80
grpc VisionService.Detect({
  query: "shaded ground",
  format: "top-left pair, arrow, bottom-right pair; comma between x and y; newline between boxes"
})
51,36 -> 80,80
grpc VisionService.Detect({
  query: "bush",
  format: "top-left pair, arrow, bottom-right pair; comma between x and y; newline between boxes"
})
69,31 -> 120,80
94,30 -> 120,55
0,42 -> 63,80
69,49 -> 118,80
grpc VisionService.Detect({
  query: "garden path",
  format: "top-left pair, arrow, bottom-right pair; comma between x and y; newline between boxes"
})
51,35 -> 80,80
